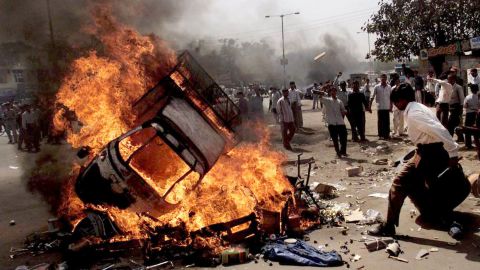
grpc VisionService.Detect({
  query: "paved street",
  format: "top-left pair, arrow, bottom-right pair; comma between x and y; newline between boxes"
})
1,101 -> 480,269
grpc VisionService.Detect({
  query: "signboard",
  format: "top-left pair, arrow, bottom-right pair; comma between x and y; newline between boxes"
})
427,44 -> 457,58
470,36 -> 480,50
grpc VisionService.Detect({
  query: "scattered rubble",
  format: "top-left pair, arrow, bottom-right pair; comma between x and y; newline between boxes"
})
346,166 -> 363,177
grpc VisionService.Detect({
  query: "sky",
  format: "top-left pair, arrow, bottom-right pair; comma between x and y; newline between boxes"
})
158,0 -> 380,61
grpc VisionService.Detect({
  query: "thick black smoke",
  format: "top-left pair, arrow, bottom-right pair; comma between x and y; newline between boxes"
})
186,33 -> 361,88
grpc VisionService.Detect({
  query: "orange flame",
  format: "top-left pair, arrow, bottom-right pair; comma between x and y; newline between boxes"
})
55,3 -> 293,244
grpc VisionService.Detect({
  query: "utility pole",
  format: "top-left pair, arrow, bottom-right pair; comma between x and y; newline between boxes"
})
266,12 -> 300,89
46,0 -> 55,48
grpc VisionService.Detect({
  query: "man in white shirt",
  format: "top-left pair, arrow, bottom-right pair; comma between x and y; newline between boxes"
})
370,74 -> 392,139
277,89 -> 296,150
319,85 -> 348,158
22,104 -> 40,152
463,84 -> 479,148
368,84 -> 470,239
468,68 -> 480,88
431,73 -> 454,128
289,81 -> 303,129
430,73 -> 464,135
312,82 -> 320,110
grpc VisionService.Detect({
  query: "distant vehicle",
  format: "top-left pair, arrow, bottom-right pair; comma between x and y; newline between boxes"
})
301,84 -> 315,100
349,73 -> 369,83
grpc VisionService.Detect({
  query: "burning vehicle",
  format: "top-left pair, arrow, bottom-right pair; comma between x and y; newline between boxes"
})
64,51 -> 300,264
75,51 -> 239,217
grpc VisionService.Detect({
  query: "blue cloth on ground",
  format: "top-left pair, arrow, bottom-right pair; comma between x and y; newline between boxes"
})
262,239 -> 343,267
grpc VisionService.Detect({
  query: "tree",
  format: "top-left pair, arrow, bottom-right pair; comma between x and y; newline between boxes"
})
364,0 -> 480,62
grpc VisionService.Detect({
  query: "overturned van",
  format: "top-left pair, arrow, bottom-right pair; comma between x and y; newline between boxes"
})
75,51 -> 240,217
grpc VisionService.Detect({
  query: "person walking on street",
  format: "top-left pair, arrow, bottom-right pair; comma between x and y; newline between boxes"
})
289,81 -> 303,129
3,102 -> 18,144
371,74 -> 392,140
368,83 -> 470,240
277,89 -> 296,150
319,85 -> 348,158
348,81 -> 371,142
463,84 -> 480,149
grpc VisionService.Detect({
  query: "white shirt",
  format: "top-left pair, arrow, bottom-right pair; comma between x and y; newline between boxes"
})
468,74 -> 480,87
371,83 -> 392,110
464,93 -> 479,113
322,97 -> 346,126
404,102 -> 458,157
337,90 -> 349,107
277,96 -> 294,123
425,76 -> 436,93
271,91 -> 281,110
288,88 -> 302,107
22,110 -> 37,129
432,79 -> 453,104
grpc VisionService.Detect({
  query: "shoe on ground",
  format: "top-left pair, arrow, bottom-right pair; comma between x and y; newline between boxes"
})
367,222 -> 396,237
448,221 -> 463,240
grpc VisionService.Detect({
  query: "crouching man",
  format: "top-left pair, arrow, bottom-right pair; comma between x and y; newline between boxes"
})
368,84 -> 471,239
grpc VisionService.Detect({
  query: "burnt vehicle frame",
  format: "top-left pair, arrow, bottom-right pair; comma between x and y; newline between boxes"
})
75,51 -> 240,216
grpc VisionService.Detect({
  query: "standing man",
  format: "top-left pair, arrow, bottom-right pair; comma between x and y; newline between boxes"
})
424,70 -> 436,107
289,81 -> 303,130
22,104 -> 39,152
371,74 -> 392,140
312,82 -> 320,110
468,68 -> 480,89
413,70 -> 425,104
277,89 -> 295,150
368,84 -> 470,239
431,73 -> 464,135
270,87 -> 281,123
463,84 -> 479,149
249,87 -> 264,121
237,92 -> 249,122
337,81 -> 354,139
430,73 -> 455,128
348,81 -> 371,142
3,102 -> 18,144
319,85 -> 348,158
361,78 -> 372,104
391,77 -> 405,137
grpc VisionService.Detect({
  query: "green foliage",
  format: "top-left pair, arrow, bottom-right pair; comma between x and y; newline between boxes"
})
364,0 -> 480,61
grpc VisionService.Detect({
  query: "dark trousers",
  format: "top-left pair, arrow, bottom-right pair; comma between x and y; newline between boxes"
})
464,112 -> 480,147
345,107 -> 356,140
387,143 -> 470,226
328,124 -> 347,155
350,111 -> 366,140
448,104 -> 463,136
281,121 -> 296,148
377,110 -> 390,138
436,103 -> 449,128
25,124 -> 40,151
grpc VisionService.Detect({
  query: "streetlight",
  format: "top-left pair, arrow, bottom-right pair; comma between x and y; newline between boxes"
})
265,12 -> 300,89
357,30 -> 373,73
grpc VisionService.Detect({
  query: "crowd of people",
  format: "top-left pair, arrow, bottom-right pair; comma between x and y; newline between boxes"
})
0,101 -> 52,152
235,66 -> 480,240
